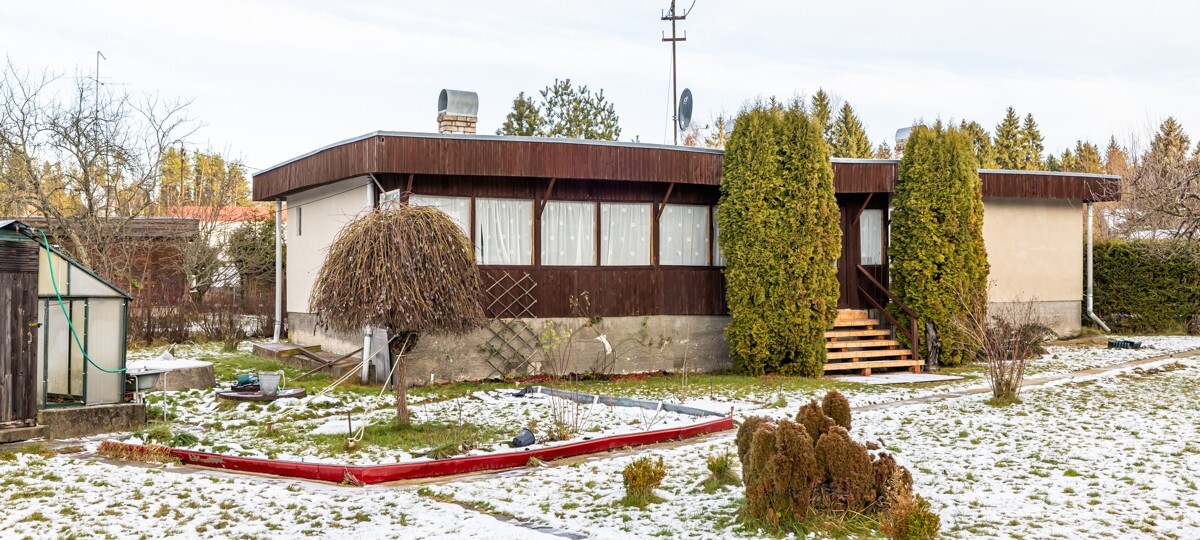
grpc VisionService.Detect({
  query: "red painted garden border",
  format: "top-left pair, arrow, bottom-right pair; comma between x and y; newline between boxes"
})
114,416 -> 734,485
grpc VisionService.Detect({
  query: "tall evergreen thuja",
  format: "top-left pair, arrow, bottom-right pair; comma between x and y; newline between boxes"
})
890,124 -> 989,366
719,101 -> 841,376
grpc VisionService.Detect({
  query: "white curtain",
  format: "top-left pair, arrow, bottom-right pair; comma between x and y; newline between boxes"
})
859,208 -> 883,265
601,203 -> 651,265
712,205 -> 725,266
475,198 -> 533,265
409,194 -> 471,238
542,201 -> 596,265
659,204 -> 710,266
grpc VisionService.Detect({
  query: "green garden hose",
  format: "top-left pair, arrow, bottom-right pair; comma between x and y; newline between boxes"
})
39,230 -> 126,374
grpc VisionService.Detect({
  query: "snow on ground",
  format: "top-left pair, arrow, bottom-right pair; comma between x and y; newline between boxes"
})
140,386 -> 712,465
0,449 -> 560,539
430,343 -> 1200,539
7,336 -> 1199,539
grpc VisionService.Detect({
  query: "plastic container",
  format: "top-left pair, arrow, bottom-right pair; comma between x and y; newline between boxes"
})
258,371 -> 283,396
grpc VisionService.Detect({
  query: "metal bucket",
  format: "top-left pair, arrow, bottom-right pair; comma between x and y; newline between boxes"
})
258,371 -> 283,396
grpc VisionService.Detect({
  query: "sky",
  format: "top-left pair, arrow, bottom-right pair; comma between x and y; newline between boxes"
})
4,0 -> 1199,174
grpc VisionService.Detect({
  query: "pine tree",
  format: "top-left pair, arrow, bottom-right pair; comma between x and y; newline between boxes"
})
496,92 -> 543,136
540,79 -> 621,140
889,124 -> 989,366
497,80 -> 621,140
873,141 -> 893,159
1103,136 -> 1131,177
1047,152 -> 1066,172
810,89 -> 835,146
959,120 -> 997,168
719,100 -> 841,376
1148,117 -> 1190,168
1068,141 -> 1103,173
1019,113 -> 1045,170
831,102 -> 872,158
993,107 -> 1022,170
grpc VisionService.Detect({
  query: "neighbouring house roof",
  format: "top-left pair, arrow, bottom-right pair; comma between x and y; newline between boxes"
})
252,131 -> 1121,203
167,205 -> 283,222
4,216 -> 201,239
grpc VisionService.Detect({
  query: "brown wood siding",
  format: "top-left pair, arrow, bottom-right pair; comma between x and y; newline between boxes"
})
979,172 -> 1121,201
480,267 -> 726,318
382,174 -> 719,205
833,162 -> 898,193
254,134 -> 722,200
0,241 -> 38,428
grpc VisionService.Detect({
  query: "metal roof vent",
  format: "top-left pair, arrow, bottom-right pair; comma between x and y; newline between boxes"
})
438,89 -> 479,117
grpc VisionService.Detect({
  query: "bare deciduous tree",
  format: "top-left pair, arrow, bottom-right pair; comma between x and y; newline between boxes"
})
0,59 -> 196,281
954,290 -> 1055,403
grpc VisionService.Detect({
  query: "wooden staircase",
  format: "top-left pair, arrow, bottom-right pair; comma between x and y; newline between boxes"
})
824,309 -> 923,375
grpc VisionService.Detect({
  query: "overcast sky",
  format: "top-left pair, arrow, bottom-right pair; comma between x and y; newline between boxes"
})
5,0 -> 1199,173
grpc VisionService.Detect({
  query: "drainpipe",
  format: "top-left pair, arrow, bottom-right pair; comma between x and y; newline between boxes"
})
273,198 -> 283,342
362,328 -> 373,384
1086,203 -> 1111,333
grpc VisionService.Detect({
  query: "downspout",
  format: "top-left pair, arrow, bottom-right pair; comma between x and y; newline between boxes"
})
273,198 -> 284,342
1086,202 -> 1111,332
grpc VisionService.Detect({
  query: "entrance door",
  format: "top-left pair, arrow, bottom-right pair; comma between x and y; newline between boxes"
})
835,194 -> 889,310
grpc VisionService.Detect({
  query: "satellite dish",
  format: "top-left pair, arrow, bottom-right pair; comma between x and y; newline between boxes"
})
677,88 -> 693,131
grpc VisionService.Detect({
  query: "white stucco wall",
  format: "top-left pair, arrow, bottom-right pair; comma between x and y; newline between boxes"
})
285,176 -> 372,313
982,197 -> 1083,334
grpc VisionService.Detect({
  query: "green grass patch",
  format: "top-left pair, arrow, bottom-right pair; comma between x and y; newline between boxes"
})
0,442 -> 56,461
311,419 -> 505,457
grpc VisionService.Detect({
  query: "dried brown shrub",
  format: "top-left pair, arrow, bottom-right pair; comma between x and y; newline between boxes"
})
796,400 -> 835,444
872,452 -> 913,504
822,389 -> 852,431
744,423 -> 780,521
764,420 -> 821,519
881,466 -> 941,540
815,426 -> 875,512
737,416 -> 770,465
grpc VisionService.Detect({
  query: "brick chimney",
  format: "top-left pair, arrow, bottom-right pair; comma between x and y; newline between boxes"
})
437,89 -> 479,134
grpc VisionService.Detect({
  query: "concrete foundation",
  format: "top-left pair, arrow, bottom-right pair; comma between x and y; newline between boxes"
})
0,425 -> 45,444
288,312 -> 733,384
37,403 -> 146,439
989,300 -> 1081,338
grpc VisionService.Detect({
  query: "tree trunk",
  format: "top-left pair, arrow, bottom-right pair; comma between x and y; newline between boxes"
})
392,332 -> 411,424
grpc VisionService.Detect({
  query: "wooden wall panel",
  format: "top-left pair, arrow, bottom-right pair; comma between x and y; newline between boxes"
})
479,267 -> 726,318
0,241 -> 38,428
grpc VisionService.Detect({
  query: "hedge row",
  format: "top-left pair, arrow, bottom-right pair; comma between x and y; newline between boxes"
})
1092,239 -> 1200,333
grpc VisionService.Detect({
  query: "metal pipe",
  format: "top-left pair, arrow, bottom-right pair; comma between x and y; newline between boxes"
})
273,199 -> 283,342
361,328 -> 373,384
1086,203 -> 1111,332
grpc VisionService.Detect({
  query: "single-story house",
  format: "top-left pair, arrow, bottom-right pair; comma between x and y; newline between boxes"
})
251,92 -> 1119,381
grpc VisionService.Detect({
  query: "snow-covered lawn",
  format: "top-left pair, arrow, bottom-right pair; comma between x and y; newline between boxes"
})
5,336 -> 1199,539
141,386 -> 717,465
0,450 -> 560,539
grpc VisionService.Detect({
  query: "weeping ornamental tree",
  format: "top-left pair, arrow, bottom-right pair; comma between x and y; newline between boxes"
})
719,101 -> 841,377
890,124 -> 989,366
310,206 -> 485,423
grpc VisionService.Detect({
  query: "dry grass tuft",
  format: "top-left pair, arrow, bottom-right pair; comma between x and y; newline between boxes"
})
97,441 -> 179,465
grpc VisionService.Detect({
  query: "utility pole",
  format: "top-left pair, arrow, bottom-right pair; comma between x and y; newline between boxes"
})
95,51 -> 107,216
661,1 -> 688,145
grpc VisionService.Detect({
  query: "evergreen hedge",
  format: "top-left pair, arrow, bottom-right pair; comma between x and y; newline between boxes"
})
889,124 -> 989,366
718,100 -> 841,377
1093,239 -> 1200,333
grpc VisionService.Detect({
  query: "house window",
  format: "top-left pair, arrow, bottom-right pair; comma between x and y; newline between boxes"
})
712,205 -> 725,267
860,208 -> 883,265
659,204 -> 710,266
600,202 -> 651,266
542,201 -> 596,266
409,194 -> 471,237
474,198 -> 533,265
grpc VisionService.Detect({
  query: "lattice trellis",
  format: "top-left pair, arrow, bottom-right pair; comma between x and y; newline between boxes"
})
480,272 -> 539,378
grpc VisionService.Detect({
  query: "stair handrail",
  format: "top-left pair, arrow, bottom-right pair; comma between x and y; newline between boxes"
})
855,265 -> 920,364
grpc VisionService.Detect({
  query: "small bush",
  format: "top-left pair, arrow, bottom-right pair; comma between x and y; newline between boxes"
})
815,426 -> 875,512
743,423 -> 780,520
169,432 -> 199,448
701,452 -> 741,493
139,424 -> 174,445
621,456 -> 667,508
822,389 -> 851,431
765,420 -> 821,519
796,400 -> 835,443
882,482 -> 941,540
737,416 -> 770,464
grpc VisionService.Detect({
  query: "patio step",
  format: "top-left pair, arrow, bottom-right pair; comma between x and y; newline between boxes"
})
824,339 -> 900,349
823,359 -> 925,371
827,348 -> 913,360
832,318 -> 880,328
